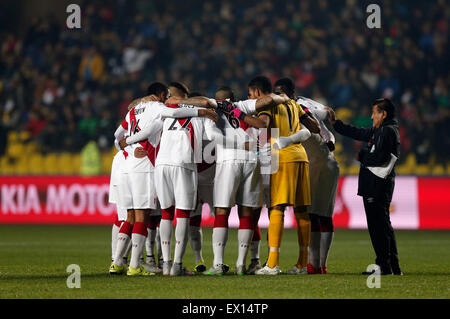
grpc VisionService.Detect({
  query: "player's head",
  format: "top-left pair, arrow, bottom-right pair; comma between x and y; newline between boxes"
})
215,86 -> 235,102
169,82 -> 189,98
274,78 -> 295,99
248,75 -> 272,99
147,82 -> 169,102
371,98 -> 396,128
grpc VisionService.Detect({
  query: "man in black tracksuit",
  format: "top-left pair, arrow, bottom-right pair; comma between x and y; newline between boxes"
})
328,98 -> 402,275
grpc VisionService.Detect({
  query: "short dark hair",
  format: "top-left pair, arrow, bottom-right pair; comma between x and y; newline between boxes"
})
169,81 -> 189,96
188,92 -> 203,97
374,98 -> 396,120
147,82 -> 168,96
274,78 -> 295,98
248,75 -> 272,94
215,86 -> 235,102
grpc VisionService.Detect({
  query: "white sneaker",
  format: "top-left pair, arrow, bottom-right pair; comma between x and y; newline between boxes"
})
162,261 -> 172,276
247,258 -> 261,275
170,262 -> 194,276
286,266 -> 308,274
255,265 -> 281,275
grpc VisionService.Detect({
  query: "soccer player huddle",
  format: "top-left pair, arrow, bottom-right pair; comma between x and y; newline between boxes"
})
108,75 -> 339,277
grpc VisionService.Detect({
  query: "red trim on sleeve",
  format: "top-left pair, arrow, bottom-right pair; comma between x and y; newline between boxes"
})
121,120 -> 128,130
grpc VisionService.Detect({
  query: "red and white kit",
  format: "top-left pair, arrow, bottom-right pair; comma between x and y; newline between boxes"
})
214,99 -> 262,209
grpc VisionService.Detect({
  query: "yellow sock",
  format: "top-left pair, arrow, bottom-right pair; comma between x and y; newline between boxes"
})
267,209 -> 284,269
295,212 -> 311,268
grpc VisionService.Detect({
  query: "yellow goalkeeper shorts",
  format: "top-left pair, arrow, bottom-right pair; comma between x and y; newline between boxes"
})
270,162 -> 311,208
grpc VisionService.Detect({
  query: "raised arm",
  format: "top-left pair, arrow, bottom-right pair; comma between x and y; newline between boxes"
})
114,123 -> 128,140
122,119 -> 164,147
327,107 -> 373,142
254,93 -> 290,112
165,96 -> 217,108
297,104 -> 320,134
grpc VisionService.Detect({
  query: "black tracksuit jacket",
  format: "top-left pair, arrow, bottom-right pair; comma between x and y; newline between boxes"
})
333,118 -> 401,203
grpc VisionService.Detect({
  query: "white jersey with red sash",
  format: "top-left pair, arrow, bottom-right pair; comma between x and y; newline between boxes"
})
121,101 -> 163,173
155,103 -> 212,171
215,99 -> 258,163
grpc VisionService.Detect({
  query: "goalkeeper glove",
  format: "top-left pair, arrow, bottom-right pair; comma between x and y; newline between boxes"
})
216,99 -> 235,113
230,108 -> 247,120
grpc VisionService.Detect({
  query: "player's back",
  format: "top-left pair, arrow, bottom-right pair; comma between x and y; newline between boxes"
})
155,104 -> 207,171
215,99 -> 258,163
123,101 -> 164,173
297,97 -> 335,163
260,99 -> 308,163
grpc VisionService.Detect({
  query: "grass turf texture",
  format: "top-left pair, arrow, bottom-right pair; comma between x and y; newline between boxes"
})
0,225 -> 449,299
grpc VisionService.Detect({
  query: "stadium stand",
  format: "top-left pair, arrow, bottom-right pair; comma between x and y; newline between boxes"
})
0,0 -> 448,175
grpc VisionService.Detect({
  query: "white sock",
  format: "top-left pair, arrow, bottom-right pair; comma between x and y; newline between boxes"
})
212,227 -> 228,267
113,233 -> 130,266
189,225 -> 204,264
320,232 -> 334,268
250,240 -> 260,260
309,231 -> 321,269
111,223 -> 121,261
146,227 -> 157,260
173,218 -> 189,264
124,239 -> 132,261
159,219 -> 173,262
236,229 -> 252,267
130,233 -> 146,269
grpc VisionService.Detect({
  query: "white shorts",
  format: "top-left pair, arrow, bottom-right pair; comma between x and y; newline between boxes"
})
155,165 -> 197,210
214,161 -> 262,208
116,204 -> 128,221
308,159 -> 340,217
118,171 -> 158,210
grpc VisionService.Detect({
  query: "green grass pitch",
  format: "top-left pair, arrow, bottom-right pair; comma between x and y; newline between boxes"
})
0,225 -> 449,299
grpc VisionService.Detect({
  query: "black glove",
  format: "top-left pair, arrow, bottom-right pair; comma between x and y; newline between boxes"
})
216,100 -> 235,113
326,141 -> 335,152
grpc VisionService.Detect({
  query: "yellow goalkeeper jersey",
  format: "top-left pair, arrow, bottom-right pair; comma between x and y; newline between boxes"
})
258,99 -> 309,163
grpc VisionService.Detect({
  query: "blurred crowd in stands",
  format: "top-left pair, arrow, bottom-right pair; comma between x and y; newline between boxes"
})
0,0 -> 448,174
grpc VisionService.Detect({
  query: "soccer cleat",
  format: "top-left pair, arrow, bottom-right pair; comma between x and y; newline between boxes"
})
141,261 -> 162,274
146,256 -> 157,266
126,265 -> 155,276
204,264 -> 225,276
235,264 -> 246,276
170,262 -> 194,276
193,261 -> 207,273
320,266 -> 327,274
109,263 -> 126,275
286,265 -> 308,274
247,258 -> 261,275
158,258 -> 164,269
162,261 -> 172,276
307,263 -> 321,274
255,265 -> 281,275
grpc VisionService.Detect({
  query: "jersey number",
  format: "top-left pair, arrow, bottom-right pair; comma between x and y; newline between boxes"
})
130,119 -> 140,135
168,118 -> 192,131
